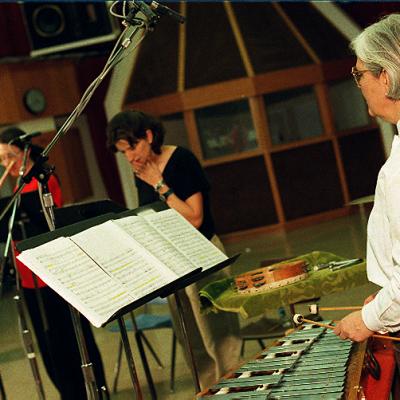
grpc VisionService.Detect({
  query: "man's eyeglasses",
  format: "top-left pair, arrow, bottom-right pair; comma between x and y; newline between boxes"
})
351,66 -> 369,87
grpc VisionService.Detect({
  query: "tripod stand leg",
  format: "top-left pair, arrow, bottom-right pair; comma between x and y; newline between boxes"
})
174,290 -> 201,393
134,331 -> 157,400
0,370 -> 6,400
14,294 -> 46,400
117,317 -> 143,400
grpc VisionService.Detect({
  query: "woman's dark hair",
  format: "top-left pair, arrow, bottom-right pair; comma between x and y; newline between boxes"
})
0,127 -> 44,162
107,110 -> 165,155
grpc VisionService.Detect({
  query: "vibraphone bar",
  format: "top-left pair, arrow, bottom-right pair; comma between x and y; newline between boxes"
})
197,322 -> 354,399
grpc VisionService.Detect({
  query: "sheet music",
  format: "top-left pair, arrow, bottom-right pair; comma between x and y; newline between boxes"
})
114,216 -> 197,276
17,236 -> 134,327
71,220 -> 177,298
17,207 -> 232,327
143,209 -> 227,270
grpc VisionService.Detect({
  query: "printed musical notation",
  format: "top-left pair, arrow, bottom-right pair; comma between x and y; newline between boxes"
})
17,209 -> 227,327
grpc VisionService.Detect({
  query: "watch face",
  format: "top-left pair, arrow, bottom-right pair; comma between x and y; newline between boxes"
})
23,88 -> 47,115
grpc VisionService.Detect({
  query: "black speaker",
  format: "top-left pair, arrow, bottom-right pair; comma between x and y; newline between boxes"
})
22,2 -> 119,56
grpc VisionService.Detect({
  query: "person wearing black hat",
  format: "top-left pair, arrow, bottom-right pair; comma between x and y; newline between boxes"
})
0,127 -> 109,399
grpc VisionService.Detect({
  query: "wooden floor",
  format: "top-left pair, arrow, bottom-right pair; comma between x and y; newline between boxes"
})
0,212 -> 379,399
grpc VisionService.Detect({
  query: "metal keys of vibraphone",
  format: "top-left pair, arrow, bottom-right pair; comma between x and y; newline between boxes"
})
197,322 -> 355,400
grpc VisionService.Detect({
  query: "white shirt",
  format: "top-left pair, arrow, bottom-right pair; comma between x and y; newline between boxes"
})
362,123 -> 400,332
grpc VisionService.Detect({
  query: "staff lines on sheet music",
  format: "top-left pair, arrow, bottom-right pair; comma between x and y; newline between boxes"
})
72,239 -> 118,281
143,210 -> 227,270
114,216 -> 196,276
22,237 -> 134,326
70,221 -> 176,300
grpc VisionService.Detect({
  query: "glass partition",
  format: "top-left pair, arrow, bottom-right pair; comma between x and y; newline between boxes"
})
263,86 -> 324,145
195,99 -> 257,159
328,78 -> 370,132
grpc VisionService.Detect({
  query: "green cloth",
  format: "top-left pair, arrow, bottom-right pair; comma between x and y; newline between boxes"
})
199,251 -> 367,319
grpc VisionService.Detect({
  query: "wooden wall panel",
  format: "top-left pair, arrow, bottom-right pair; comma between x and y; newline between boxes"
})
124,92 -> 184,117
338,129 -> 385,201
0,66 -> 21,123
272,142 -> 344,220
206,156 -> 278,234
0,4 -> 30,57
0,59 -> 80,125
254,65 -> 322,94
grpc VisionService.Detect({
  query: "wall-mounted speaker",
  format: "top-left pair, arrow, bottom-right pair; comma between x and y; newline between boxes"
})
22,2 -> 119,57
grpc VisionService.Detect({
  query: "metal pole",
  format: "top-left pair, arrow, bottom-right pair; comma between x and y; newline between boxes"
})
69,307 -> 101,400
38,181 -> 101,400
0,370 -> 6,400
4,143 -> 46,399
174,290 -> 201,393
129,313 -> 157,399
13,294 -> 45,400
117,317 -> 143,399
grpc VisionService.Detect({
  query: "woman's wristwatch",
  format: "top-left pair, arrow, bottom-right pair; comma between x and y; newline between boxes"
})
153,179 -> 165,192
159,188 -> 174,202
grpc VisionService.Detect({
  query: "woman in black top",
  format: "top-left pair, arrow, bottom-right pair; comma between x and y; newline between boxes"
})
135,146 -> 215,239
107,110 -> 241,389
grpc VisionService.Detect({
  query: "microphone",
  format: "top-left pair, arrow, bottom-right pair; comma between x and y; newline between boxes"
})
131,1 -> 159,27
149,1 -> 186,24
16,131 -> 42,142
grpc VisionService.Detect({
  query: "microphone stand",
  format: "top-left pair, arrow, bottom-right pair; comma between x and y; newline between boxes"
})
0,3 -> 183,399
5,141 -> 46,400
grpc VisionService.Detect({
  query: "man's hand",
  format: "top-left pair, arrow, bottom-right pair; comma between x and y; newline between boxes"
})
333,310 -> 374,342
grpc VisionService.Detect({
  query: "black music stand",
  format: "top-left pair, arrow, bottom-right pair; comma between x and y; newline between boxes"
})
53,199 -> 127,229
11,198 -> 127,399
53,199 -> 129,398
17,201 -> 240,397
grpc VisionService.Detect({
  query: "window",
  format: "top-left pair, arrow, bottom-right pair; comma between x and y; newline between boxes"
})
264,86 -> 324,145
328,79 -> 370,132
195,100 -> 257,159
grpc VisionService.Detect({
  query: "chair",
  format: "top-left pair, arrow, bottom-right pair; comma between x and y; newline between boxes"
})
107,297 -> 177,397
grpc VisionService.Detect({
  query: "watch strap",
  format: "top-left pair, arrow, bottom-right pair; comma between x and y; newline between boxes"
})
159,188 -> 174,202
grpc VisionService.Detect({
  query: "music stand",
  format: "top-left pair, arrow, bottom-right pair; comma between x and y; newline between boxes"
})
53,199 -> 126,228
11,198 -> 129,399
21,199 -> 145,399
17,201 -> 240,398
54,199 -> 134,399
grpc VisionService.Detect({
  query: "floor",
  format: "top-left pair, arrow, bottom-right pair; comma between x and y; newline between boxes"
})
0,211 -> 380,399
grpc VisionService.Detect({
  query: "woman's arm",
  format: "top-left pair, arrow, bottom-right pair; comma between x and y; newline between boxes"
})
136,159 -> 204,228
162,189 -> 204,228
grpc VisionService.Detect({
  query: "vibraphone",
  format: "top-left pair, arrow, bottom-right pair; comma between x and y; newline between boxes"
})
197,322 -> 365,399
